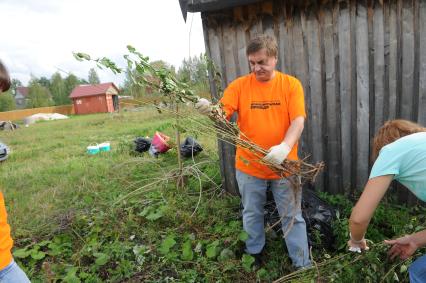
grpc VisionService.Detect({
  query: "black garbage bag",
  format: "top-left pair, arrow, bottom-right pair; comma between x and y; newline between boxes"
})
134,137 -> 152,153
264,187 -> 337,250
180,137 -> 203,158
301,189 -> 337,250
0,121 -> 18,131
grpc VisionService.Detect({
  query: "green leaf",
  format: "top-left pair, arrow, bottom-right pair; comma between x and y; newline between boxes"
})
93,252 -> 110,266
400,264 -> 408,273
73,52 -> 90,62
48,242 -> 63,256
127,45 -> 136,53
181,240 -> 193,261
13,248 -> 31,259
37,240 -> 51,247
241,254 -> 255,272
31,250 -> 46,260
159,235 -> 176,255
256,268 -> 268,280
133,245 -> 148,256
146,206 -> 165,221
218,248 -> 234,262
64,267 -> 80,283
238,231 -> 249,242
206,240 -> 220,259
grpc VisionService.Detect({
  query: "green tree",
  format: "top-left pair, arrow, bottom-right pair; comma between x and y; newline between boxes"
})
37,76 -> 51,89
0,91 -> 16,111
177,54 -> 209,96
121,67 -> 145,98
10,79 -> 22,96
27,79 -> 52,108
64,74 -> 80,99
88,68 -> 100,84
49,72 -> 68,105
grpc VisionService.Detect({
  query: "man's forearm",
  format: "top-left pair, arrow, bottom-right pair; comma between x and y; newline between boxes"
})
283,116 -> 304,148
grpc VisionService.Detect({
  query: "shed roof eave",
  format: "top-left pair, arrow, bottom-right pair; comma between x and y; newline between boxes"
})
179,0 -> 264,21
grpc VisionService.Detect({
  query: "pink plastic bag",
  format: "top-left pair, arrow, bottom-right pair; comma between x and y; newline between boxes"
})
149,132 -> 171,157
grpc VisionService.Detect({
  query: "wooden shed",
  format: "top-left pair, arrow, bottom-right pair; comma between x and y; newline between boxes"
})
180,0 -> 426,199
70,82 -> 119,115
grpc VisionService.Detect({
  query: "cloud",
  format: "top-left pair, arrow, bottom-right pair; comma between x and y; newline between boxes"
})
0,0 -> 205,86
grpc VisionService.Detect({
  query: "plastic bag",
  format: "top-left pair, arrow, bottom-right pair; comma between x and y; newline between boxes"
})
264,188 -> 336,250
149,132 -> 171,158
180,137 -> 203,158
301,189 -> 336,250
134,137 -> 152,153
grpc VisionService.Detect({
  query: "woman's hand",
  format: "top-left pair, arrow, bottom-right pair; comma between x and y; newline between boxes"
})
347,238 -> 369,253
384,235 -> 418,260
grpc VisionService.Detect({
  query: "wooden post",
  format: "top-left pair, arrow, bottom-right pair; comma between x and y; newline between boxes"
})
175,102 -> 183,188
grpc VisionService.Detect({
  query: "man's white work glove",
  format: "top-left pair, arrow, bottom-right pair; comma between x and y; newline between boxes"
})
263,142 -> 291,166
195,98 -> 212,115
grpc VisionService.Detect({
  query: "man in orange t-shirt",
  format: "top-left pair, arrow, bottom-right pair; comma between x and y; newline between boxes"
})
196,35 -> 311,269
0,60 -> 30,282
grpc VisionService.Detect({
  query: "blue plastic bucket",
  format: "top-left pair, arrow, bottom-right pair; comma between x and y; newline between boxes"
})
87,144 -> 99,155
99,142 -> 111,152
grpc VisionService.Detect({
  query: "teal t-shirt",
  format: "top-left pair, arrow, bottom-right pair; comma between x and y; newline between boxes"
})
370,132 -> 426,201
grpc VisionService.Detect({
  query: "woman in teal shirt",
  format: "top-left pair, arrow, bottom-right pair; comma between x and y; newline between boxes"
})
348,119 -> 426,282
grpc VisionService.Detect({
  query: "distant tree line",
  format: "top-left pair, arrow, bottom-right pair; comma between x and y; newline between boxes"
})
120,53 -> 210,100
0,68 -> 100,112
0,54 -> 210,112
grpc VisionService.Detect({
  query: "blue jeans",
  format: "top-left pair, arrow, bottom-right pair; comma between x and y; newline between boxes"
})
236,170 -> 311,268
410,254 -> 426,283
0,260 -> 30,283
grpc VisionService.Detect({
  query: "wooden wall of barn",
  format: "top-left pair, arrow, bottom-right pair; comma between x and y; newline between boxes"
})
201,0 -> 426,197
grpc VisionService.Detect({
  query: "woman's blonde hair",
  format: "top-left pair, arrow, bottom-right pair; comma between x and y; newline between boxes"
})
372,119 -> 426,161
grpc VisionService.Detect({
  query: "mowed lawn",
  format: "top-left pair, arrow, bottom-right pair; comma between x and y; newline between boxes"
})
0,107 -> 216,237
0,106 -> 419,282
0,107 -> 245,282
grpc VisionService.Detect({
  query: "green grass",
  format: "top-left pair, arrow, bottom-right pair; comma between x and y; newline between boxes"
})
0,106 -> 424,282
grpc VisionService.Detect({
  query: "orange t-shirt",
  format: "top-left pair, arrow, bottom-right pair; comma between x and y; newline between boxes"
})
0,192 -> 13,270
220,71 -> 306,179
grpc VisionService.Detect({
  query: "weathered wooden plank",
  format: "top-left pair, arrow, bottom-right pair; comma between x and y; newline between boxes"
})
235,23 -> 250,76
204,17 -> 239,195
292,7 -> 313,183
419,0 -> 426,125
338,0 -> 352,193
282,4 -> 296,76
323,2 -> 340,194
387,0 -> 398,120
383,0 -> 390,120
248,4 -> 263,38
373,1 -> 385,134
202,16 -> 216,100
277,4 -> 292,73
205,17 -> 223,102
401,0 -> 415,120
355,0 -> 370,190
303,6 -> 325,191
222,22 -> 238,84
261,10 -> 275,36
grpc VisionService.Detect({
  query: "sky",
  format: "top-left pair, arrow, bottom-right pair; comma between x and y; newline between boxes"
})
0,0 -> 205,86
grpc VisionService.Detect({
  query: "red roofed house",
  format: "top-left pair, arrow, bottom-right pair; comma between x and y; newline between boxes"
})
69,82 -> 119,115
15,86 -> 29,109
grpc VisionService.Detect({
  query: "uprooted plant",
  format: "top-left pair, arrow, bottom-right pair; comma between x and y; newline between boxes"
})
73,46 -> 324,186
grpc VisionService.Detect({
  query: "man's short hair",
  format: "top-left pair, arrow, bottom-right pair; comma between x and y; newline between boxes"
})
0,61 -> 11,92
246,34 -> 278,58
